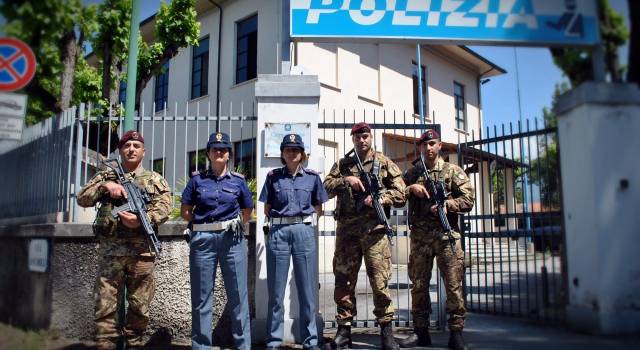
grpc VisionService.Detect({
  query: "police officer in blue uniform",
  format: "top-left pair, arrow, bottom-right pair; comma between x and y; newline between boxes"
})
259,134 -> 329,350
180,132 -> 253,350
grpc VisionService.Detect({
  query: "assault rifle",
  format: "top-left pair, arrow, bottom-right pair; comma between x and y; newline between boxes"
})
102,158 -> 162,255
412,154 -> 457,252
346,149 -> 395,245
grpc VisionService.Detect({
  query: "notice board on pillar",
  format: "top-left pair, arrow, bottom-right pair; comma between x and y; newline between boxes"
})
264,122 -> 311,157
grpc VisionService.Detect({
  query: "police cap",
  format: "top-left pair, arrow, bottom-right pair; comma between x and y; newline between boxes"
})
280,133 -> 305,151
207,132 -> 232,149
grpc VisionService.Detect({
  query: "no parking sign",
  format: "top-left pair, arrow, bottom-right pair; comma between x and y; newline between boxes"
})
0,37 -> 36,92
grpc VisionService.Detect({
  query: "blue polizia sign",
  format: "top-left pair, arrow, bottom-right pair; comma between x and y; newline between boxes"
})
290,0 -> 599,46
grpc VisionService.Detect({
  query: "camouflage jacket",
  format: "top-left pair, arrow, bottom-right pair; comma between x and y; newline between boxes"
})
403,157 -> 474,232
77,166 -> 172,256
324,150 -> 406,224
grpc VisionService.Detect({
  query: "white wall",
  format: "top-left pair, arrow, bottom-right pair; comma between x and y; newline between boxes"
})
139,0 -> 280,117
296,42 -> 482,143
557,82 -> 640,335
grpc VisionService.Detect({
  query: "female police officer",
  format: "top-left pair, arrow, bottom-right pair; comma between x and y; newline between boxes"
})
259,134 -> 328,350
180,132 -> 253,350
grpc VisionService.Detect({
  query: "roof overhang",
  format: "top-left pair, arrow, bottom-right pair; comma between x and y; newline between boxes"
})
430,45 -> 506,78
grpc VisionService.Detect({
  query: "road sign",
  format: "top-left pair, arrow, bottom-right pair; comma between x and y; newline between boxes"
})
0,37 -> 37,92
0,92 -> 27,140
291,0 -> 599,46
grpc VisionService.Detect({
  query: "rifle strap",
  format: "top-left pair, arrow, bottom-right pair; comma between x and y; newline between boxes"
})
372,158 -> 381,177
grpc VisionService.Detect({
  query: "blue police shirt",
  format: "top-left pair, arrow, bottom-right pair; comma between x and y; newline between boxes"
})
258,166 -> 329,218
182,170 -> 254,223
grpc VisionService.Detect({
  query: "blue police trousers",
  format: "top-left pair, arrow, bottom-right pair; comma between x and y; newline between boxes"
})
189,230 -> 251,350
266,222 -> 318,348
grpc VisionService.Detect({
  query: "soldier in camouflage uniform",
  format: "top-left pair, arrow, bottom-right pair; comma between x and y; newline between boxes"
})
323,122 -> 406,350
399,129 -> 474,350
77,130 -> 172,350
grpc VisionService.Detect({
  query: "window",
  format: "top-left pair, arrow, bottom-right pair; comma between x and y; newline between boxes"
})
152,158 -> 165,176
118,81 -> 127,105
412,62 -> 427,116
154,61 -> 170,111
188,148 -> 208,177
191,37 -> 209,99
236,15 -> 258,84
234,138 -> 256,179
454,82 -> 466,130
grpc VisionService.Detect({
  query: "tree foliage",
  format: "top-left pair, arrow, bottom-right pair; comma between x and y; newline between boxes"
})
550,0 -> 628,86
135,0 -> 200,107
1,0 -> 199,124
0,0 -> 95,124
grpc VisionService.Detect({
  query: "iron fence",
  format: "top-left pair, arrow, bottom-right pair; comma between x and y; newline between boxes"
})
0,101 -> 258,223
317,109 -> 447,330
457,118 -> 566,323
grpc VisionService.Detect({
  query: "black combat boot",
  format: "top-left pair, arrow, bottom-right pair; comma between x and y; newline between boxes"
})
324,325 -> 352,349
380,322 -> 400,350
398,326 -> 431,348
448,330 -> 466,350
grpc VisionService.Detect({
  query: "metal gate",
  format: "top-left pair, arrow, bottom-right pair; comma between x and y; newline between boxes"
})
317,109 -> 448,330
457,119 -> 566,323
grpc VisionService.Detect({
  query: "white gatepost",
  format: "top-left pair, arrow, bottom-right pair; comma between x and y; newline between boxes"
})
556,82 -> 640,334
253,74 -> 323,344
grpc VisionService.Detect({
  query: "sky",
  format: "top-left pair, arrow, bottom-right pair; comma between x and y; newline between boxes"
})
1,0 -> 632,131
471,0 -> 630,130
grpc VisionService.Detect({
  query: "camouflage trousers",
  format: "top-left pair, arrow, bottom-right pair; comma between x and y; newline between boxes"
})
333,220 -> 394,325
94,254 -> 156,348
408,226 -> 465,331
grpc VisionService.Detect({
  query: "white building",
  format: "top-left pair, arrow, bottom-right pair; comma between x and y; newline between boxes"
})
118,0 -> 505,156
88,0 -> 509,262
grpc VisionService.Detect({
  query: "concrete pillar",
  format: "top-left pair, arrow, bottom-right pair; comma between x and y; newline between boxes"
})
555,82 -> 640,334
253,74 -> 322,343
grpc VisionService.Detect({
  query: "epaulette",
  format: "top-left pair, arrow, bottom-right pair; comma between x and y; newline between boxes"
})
230,171 -> 245,179
268,168 -> 282,177
190,170 -> 200,178
304,168 -> 319,175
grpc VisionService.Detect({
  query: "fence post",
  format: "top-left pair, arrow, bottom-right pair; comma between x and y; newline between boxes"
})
72,103 -> 85,222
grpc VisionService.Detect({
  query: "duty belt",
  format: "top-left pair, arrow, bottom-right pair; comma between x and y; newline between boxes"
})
192,218 -> 237,232
271,215 -> 313,225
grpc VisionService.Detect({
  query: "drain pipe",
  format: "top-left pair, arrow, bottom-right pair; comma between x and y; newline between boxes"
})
208,0 -> 223,131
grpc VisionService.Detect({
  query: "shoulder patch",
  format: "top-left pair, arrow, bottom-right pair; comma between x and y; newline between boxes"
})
190,170 -> 200,178
231,171 -> 245,179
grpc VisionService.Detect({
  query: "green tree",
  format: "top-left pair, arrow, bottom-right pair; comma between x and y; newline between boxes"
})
134,0 -> 200,108
529,143 -> 561,209
550,0 -> 628,86
526,83 -> 569,210
91,0 -> 132,108
0,0 -> 96,124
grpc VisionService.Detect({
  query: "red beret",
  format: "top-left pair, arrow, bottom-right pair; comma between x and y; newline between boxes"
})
350,122 -> 371,135
419,129 -> 440,143
118,130 -> 144,148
